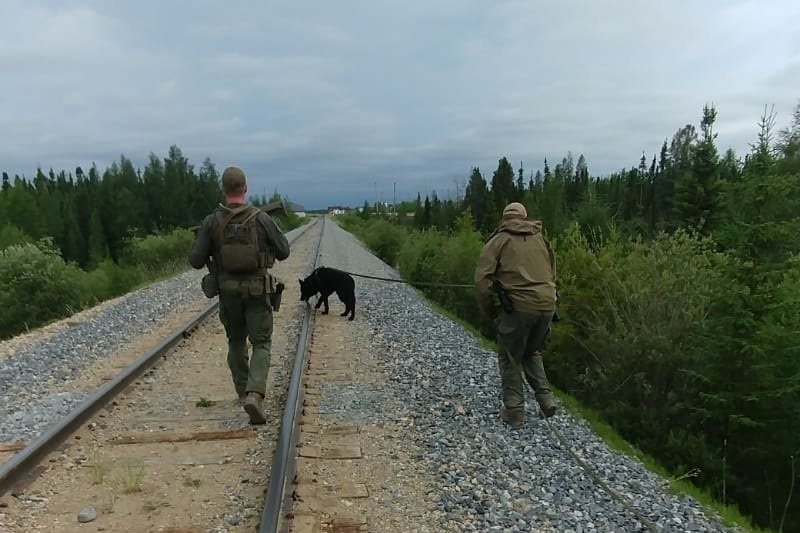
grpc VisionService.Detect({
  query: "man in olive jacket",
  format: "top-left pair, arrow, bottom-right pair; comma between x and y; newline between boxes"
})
474,202 -> 558,428
189,167 -> 290,424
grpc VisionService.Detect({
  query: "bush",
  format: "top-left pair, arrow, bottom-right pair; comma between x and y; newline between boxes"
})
394,212 -> 495,335
0,230 -> 200,339
120,228 -> 194,272
81,259 -> 147,302
396,228 -> 445,285
550,225 -> 736,413
0,224 -> 32,251
273,212 -> 306,232
0,240 -> 86,338
362,219 -> 407,267
337,213 -> 367,234
546,224 -> 764,503
405,213 -> 487,331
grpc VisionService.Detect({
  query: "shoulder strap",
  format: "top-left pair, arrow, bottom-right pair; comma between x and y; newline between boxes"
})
241,206 -> 261,225
213,204 -> 252,244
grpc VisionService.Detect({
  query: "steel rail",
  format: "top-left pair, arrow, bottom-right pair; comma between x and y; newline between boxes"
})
260,216 -> 326,533
0,217 -> 319,497
0,300 -> 217,496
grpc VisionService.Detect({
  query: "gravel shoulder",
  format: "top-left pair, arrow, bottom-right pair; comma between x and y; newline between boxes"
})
0,223 -> 311,446
319,220 -> 740,533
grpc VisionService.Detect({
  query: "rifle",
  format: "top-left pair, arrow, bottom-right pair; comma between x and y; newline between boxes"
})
261,200 -> 288,217
187,200 -> 288,235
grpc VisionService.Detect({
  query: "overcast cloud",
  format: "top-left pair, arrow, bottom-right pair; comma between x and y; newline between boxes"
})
1,1 -> 798,209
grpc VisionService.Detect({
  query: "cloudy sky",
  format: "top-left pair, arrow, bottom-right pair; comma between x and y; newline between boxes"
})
1,1 -> 798,209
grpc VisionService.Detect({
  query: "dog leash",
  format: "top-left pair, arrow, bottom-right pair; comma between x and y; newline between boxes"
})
338,269 -> 475,289
535,406 -> 661,532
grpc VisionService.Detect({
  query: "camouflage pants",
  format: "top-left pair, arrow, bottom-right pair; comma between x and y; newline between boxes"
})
218,293 -> 273,397
496,310 -> 555,424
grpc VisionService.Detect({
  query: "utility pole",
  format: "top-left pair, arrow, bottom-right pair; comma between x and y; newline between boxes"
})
393,181 -> 396,217
374,181 -> 378,214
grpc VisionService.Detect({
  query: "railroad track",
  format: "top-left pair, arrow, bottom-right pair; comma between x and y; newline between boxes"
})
0,217 -> 328,532
0,209 -> 735,532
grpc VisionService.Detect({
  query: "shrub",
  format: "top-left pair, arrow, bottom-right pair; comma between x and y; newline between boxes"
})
120,228 -> 194,272
0,230 -> 200,338
362,219 -> 407,267
0,224 -> 32,251
0,240 -> 85,338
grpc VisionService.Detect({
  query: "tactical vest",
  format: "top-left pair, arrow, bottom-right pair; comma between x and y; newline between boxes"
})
211,204 -> 276,297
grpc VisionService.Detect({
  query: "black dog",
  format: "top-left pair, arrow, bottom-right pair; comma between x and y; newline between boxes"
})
298,267 -> 356,321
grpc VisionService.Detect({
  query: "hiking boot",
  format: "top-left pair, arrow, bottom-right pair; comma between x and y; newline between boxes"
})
499,405 -> 524,429
236,393 -> 247,406
537,396 -> 557,419
243,392 -> 266,425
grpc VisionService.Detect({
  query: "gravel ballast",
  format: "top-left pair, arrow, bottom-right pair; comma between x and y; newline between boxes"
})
0,269 -> 208,443
2,219 -> 741,533
0,224 -> 308,446
315,221 -> 740,533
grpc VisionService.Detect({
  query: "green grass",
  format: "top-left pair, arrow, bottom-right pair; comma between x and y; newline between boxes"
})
117,461 -> 145,494
195,397 -> 217,408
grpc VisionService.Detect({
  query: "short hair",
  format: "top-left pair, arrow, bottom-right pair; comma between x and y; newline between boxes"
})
221,166 -> 247,194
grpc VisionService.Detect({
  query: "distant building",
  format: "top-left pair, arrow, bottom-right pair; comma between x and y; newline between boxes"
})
327,205 -> 347,216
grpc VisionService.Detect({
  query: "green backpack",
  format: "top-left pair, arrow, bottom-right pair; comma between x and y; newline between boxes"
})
213,204 -> 263,274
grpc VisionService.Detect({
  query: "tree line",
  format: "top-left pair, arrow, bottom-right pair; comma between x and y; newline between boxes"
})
0,145 -> 302,338
345,102 -> 800,532
0,146 -> 222,266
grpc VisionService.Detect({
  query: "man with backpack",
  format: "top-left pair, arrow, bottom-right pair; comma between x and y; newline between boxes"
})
189,167 -> 290,424
474,202 -> 558,429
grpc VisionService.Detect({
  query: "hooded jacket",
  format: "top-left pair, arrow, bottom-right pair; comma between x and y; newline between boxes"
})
474,218 -> 557,315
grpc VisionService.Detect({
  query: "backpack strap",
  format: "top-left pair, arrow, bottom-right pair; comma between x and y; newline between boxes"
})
241,206 -> 260,225
213,204 -> 252,245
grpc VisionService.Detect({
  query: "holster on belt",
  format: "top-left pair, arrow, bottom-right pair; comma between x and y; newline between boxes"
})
267,274 -> 285,312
